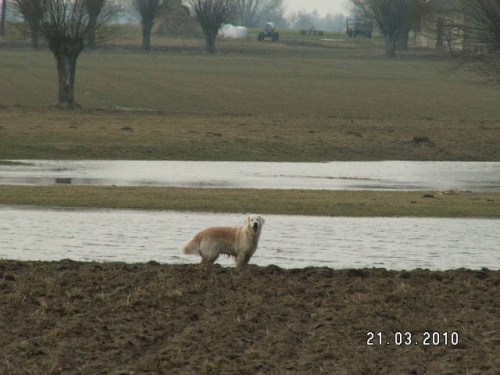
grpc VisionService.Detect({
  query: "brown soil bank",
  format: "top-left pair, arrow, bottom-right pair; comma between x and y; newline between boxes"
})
1,261 -> 499,374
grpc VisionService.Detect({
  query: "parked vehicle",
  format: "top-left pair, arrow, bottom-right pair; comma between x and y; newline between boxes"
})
346,17 -> 374,38
258,22 -> 279,42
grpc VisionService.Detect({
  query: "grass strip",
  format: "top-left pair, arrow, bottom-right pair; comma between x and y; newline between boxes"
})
0,185 -> 498,217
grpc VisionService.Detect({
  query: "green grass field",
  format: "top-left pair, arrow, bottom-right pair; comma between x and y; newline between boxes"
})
1,25 -> 500,119
0,185 -> 498,218
1,25 -> 499,216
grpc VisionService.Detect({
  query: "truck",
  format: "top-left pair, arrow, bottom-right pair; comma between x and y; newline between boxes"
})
346,17 -> 374,38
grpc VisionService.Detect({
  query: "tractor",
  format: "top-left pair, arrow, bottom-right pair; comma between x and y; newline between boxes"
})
258,22 -> 279,42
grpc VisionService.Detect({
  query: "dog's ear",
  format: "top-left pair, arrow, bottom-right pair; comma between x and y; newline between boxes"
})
259,217 -> 265,225
245,216 -> 251,226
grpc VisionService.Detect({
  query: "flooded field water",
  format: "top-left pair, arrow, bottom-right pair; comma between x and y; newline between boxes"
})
1,160 -> 500,191
1,207 -> 498,270
2,160 -> 498,269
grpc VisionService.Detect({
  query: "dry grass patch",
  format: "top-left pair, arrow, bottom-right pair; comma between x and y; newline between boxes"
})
1,107 -> 499,161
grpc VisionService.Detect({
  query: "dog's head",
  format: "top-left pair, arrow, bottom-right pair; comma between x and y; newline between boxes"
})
245,215 -> 265,234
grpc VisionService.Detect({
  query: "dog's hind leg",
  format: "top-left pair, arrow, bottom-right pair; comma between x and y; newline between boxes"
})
199,242 -> 220,265
236,253 -> 251,268
200,253 -> 218,265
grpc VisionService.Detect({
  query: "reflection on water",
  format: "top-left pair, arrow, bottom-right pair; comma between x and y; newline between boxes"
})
1,207 -> 498,270
1,160 -> 500,191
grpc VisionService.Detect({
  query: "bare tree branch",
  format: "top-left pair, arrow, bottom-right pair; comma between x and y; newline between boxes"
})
12,0 -> 45,48
235,0 -> 282,27
458,0 -> 500,83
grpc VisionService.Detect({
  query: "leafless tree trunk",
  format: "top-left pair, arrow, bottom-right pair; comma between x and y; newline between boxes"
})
53,43 -> 82,105
1,0 -> 7,36
133,0 -> 163,51
435,16 -> 444,48
187,0 -> 237,53
41,0 -> 88,106
85,0 -> 105,49
398,28 -> 410,50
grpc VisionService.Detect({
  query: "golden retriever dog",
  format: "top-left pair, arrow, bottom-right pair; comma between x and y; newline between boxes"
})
182,215 -> 265,267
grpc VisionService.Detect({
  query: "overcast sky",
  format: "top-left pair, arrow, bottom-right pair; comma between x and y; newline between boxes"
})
284,0 -> 349,16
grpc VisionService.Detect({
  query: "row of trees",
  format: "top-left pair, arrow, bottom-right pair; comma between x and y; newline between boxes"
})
3,0 -> 285,50
7,0 -> 115,49
1,0 -> 238,106
350,0 -> 500,65
234,0 -> 283,28
350,0 -> 500,82
3,0 -> 347,47
3,0 -> 500,107
351,0 -> 432,57
287,10 -> 346,32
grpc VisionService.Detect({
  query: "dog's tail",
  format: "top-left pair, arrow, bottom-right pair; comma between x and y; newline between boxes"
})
182,233 -> 201,255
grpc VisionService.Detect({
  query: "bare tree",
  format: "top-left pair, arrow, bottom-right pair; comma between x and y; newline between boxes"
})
12,0 -> 44,48
352,0 -> 431,57
85,0 -> 105,49
187,0 -> 237,53
398,0 -> 431,50
132,0 -> 164,51
34,0 -> 114,107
